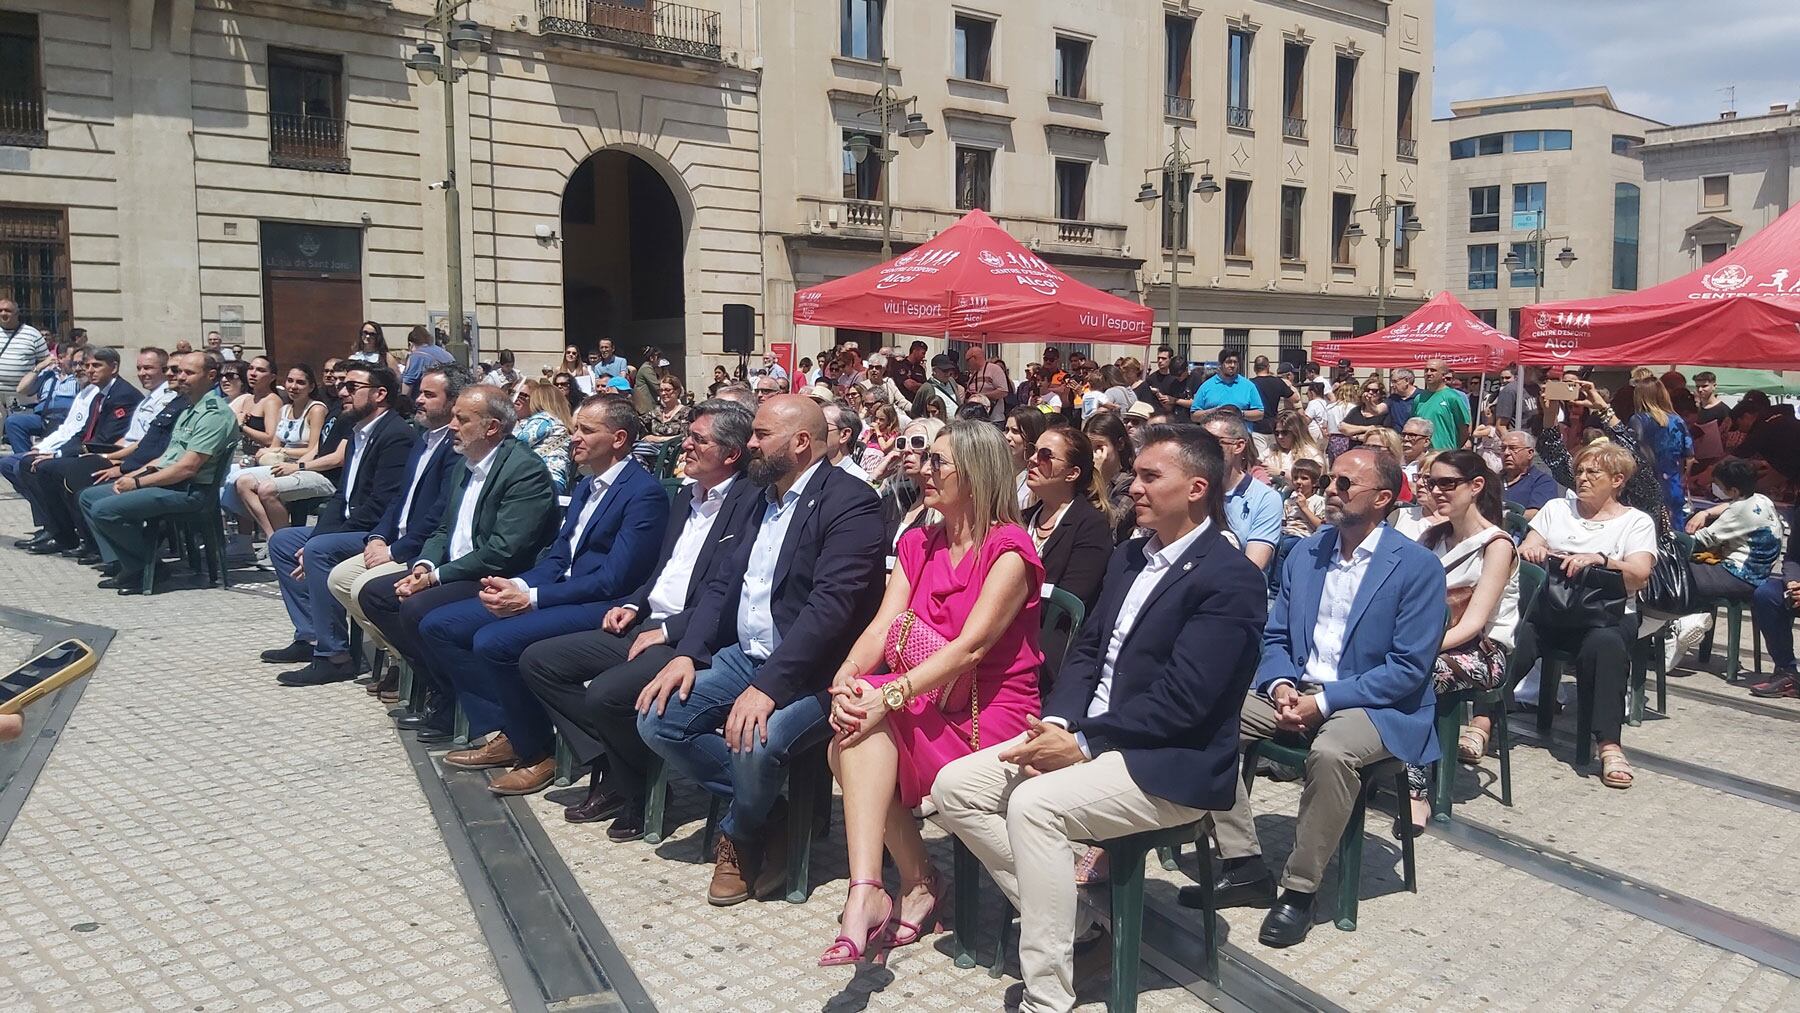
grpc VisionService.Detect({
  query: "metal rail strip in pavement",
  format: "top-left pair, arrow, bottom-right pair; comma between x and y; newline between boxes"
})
1509,724 -> 1800,814
1138,899 -> 1347,1013
1664,682 -> 1800,723
0,606 -> 116,849
402,731 -> 656,1013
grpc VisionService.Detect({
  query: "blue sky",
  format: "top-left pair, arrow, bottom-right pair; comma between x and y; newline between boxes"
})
1433,1 -> 1800,126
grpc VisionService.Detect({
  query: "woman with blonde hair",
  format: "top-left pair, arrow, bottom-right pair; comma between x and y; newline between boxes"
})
823,420 -> 1043,965
1630,376 -> 1694,529
1265,410 -> 1325,479
513,379 -> 575,492
1324,379 -> 1361,460
879,416 -> 947,546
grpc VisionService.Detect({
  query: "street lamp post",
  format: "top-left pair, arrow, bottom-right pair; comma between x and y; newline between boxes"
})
1502,222 -> 1575,427
844,55 -> 933,259
1135,130 -> 1218,362
404,5 -> 489,367
1343,172 -> 1424,329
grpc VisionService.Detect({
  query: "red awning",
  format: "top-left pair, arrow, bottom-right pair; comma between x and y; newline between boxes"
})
1310,291 -> 1515,372
1520,202 -> 1800,367
792,209 -> 1153,344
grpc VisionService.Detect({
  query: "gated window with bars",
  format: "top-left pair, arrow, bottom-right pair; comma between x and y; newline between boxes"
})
1222,328 -> 1250,367
0,205 -> 72,339
268,48 -> 348,172
0,12 -> 45,148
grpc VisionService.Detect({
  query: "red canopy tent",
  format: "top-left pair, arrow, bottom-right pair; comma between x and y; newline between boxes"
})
1520,202 -> 1800,367
792,209 -> 1153,344
1309,291 -> 1515,372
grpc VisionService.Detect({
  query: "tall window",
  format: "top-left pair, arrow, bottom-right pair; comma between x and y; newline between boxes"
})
1703,175 -> 1730,210
1224,179 -> 1250,257
1333,53 -> 1357,146
840,0 -> 883,60
1613,182 -> 1640,290
1512,182 -> 1546,230
1396,69 -> 1418,150
1700,242 -> 1729,264
1164,16 -> 1193,112
1467,245 -> 1498,290
1469,185 -> 1500,232
1281,42 -> 1306,136
955,146 -> 993,211
1226,30 -> 1252,127
842,131 -> 883,201
1393,201 -> 1415,269
1508,241 -> 1540,286
0,205 -> 71,336
1331,192 -> 1355,264
0,13 -> 45,148
1161,171 -> 1192,250
1222,329 -> 1251,367
1611,134 -> 1643,156
953,15 -> 993,82
268,48 -> 348,172
1055,160 -> 1088,221
1279,186 -> 1304,261
1054,36 -> 1089,98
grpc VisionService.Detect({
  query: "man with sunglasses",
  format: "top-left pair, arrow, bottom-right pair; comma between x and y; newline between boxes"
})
1200,412 -> 1282,574
1198,448 -> 1445,948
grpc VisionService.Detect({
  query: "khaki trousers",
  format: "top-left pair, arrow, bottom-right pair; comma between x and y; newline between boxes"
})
931,735 -> 1205,1013
327,555 -> 408,653
1210,691 -> 1391,893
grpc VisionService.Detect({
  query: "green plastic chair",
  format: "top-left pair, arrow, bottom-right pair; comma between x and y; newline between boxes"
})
1240,741 -> 1417,932
141,479 -> 229,594
553,732 -> 578,787
1431,560 -> 1544,822
1087,821 -> 1217,1009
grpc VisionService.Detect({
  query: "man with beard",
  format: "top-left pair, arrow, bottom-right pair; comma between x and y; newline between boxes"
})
1205,448 -> 1445,948
261,364 -> 424,685
636,394 -> 883,905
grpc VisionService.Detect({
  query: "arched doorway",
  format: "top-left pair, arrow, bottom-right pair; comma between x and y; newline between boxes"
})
561,148 -> 688,379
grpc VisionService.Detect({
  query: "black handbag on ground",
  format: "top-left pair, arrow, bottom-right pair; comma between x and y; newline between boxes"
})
1639,530 -> 1692,615
1536,556 -> 1628,632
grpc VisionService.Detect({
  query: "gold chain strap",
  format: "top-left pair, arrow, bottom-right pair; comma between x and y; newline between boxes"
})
896,608 -> 978,751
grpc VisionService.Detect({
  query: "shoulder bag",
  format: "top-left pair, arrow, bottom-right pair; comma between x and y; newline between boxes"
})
1536,556 -> 1628,632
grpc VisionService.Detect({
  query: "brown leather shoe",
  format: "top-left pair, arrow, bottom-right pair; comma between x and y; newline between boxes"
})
708,835 -> 758,907
488,757 -> 556,796
444,734 -> 517,770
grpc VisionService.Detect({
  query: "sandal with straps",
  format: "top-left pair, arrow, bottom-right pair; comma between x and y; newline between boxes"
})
819,879 -> 895,967
1598,744 -> 1635,790
1458,724 -> 1490,765
888,870 -> 947,949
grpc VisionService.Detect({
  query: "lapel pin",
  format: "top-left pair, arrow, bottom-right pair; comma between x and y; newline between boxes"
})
1183,561 -> 1194,571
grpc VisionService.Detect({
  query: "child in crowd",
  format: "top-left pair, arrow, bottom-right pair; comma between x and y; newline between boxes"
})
1272,459 -> 1325,592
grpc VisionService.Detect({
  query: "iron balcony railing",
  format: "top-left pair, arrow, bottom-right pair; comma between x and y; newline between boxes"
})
1397,135 -> 1418,158
0,92 -> 47,148
1226,104 -> 1252,129
268,112 -> 350,172
538,0 -> 722,61
1164,93 -> 1194,119
1334,124 -> 1358,148
1282,115 -> 1306,139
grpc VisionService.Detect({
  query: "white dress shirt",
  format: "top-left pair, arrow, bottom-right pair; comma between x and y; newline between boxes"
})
445,442 -> 500,562
339,412 -> 386,504
638,474 -> 736,623
1293,525 -> 1386,717
36,383 -> 101,455
836,454 -> 870,483
513,458 -> 628,605
394,425 -> 451,542
737,460 -> 825,661
124,381 -> 178,443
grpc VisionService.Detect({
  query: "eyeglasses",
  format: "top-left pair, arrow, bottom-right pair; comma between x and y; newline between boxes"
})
360,329 -> 378,338
903,434 -> 930,451
1423,475 -> 1473,493
1326,474 -> 1372,495
921,452 -> 957,477
338,380 -> 369,393
1363,386 -> 1382,394
1400,431 -> 1429,442
553,380 -> 571,388
1033,446 -> 1062,466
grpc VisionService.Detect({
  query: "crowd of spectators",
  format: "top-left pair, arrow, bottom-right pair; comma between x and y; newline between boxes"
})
10,318 -> 1800,1010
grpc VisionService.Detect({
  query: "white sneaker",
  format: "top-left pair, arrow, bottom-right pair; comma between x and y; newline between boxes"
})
1667,613 -> 1713,671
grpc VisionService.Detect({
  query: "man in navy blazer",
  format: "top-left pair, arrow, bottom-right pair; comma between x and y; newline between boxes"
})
421,396 -> 670,796
9,346 -> 142,552
1206,447 -> 1447,948
637,394 -> 883,905
520,398 -> 763,837
263,364 -> 421,686
933,425 -> 1266,1013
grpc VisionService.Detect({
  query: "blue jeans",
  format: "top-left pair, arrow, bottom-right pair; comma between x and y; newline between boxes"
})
419,595 -> 609,762
3,412 -> 46,453
271,527 -> 366,658
1752,560 -> 1800,671
637,644 -> 832,842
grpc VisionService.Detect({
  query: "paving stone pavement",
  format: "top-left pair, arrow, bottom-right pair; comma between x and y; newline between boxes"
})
0,499 -> 508,1012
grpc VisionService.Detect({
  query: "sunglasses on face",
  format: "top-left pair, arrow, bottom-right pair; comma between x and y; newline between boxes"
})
1033,446 -> 1062,466
921,452 -> 956,477
1423,475 -> 1472,493
1326,474 -> 1368,495
338,380 -> 369,393
361,330 -> 378,338
903,434 -> 930,451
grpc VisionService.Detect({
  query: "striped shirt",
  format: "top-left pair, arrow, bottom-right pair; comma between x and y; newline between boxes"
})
0,324 -> 48,400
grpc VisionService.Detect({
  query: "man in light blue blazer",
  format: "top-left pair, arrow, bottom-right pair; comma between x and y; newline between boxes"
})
1208,447 -> 1447,948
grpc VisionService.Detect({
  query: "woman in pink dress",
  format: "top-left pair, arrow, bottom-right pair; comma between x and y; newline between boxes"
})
821,420 -> 1044,966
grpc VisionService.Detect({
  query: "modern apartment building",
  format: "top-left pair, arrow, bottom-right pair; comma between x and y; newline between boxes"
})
1433,87 -> 1664,334
1637,103 -> 1800,286
0,0 -> 1434,381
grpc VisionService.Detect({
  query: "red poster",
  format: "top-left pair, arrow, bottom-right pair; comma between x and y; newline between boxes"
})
770,341 -> 794,382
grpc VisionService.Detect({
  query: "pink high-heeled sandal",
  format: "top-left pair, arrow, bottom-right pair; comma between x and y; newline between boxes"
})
887,870 -> 947,949
819,879 -> 895,967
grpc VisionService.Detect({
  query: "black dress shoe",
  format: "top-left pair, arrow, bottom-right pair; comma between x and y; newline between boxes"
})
1257,890 -> 1317,948
1184,857 -> 1276,910
277,659 -> 357,687
13,530 -> 47,548
97,575 -> 136,590
261,639 -> 315,664
93,560 -> 118,575
27,538 -> 73,555
416,727 -> 455,744
60,543 -> 89,558
397,709 -> 448,731
606,806 -> 647,842
116,585 -> 145,596
565,784 -> 628,825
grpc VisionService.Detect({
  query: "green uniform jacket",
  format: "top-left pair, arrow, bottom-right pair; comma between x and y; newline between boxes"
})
417,437 -> 561,584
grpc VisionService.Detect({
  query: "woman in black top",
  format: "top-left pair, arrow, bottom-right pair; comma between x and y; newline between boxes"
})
1022,426 -> 1116,690
1338,377 -> 1390,438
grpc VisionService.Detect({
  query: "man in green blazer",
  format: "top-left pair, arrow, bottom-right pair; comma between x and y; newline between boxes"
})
357,385 -> 561,739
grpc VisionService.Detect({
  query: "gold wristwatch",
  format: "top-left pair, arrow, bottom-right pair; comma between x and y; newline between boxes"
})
882,680 -> 908,711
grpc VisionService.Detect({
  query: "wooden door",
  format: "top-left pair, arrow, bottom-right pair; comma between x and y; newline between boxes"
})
265,273 -> 363,373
